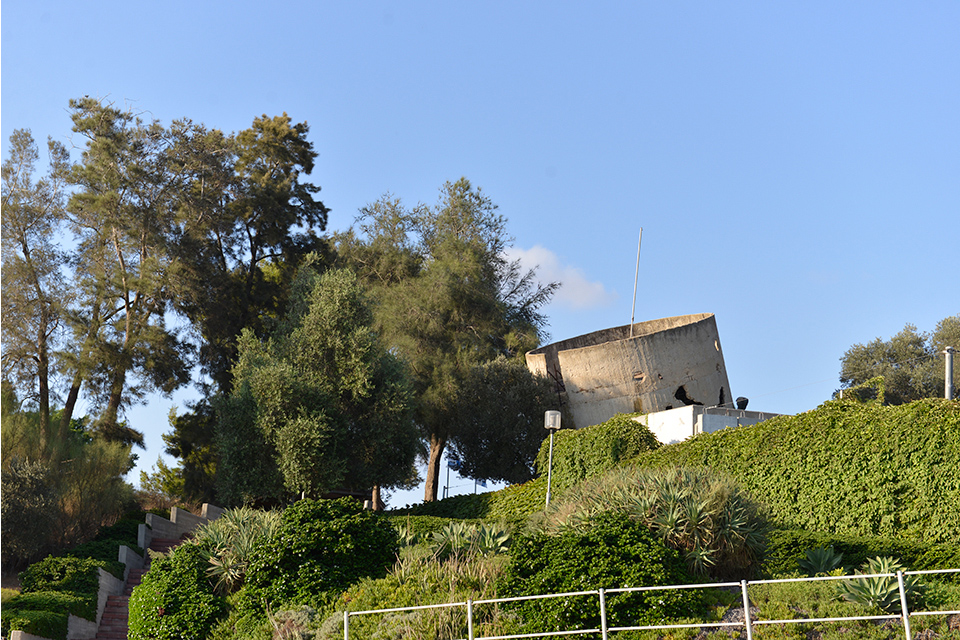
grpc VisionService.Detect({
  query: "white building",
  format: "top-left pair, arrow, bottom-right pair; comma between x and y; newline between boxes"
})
636,405 -> 781,445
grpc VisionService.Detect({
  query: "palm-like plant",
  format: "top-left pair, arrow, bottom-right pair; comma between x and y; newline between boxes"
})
192,506 -> 282,594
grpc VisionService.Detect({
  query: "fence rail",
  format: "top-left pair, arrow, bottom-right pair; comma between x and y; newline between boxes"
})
342,568 -> 959,640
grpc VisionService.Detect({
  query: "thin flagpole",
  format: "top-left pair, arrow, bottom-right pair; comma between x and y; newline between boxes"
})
630,229 -> 642,338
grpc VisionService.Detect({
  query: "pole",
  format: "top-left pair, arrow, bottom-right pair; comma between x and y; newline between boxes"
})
946,347 -> 956,401
545,430 -> 555,508
630,229 -> 643,338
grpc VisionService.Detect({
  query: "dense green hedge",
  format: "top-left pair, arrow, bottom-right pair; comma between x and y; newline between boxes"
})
498,511 -> 703,633
534,413 -> 660,493
236,498 -> 399,615
128,543 -> 227,640
635,398 -> 960,542
764,527 -> 960,579
2,557 -> 106,639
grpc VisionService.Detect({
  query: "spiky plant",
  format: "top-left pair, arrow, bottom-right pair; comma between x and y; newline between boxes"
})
799,545 -> 843,576
192,506 -> 282,594
835,556 -> 925,613
537,466 -> 767,578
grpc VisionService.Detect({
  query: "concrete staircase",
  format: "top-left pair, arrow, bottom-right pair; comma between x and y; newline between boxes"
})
95,537 -> 182,640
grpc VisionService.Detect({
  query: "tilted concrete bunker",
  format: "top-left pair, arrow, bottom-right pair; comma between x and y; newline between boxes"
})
525,313 -> 732,429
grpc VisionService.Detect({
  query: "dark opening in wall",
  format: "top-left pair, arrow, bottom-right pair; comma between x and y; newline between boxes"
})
674,385 -> 703,406
718,386 -> 726,408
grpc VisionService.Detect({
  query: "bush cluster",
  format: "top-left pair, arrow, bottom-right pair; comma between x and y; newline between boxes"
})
538,466 -> 768,579
498,511 -> 703,634
236,498 -> 399,614
1,556 -> 105,639
636,398 -> 960,542
128,543 -> 227,640
534,412 -> 660,494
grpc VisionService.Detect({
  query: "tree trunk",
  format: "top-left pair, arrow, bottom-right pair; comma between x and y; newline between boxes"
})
60,375 -> 82,440
423,433 -> 446,502
371,485 -> 384,511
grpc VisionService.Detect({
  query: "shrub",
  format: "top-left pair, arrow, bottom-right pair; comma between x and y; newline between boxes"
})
0,590 -> 91,640
236,498 -> 398,615
764,527 -> 960,579
18,555 -> 101,619
534,412 -> 660,494
798,546 -> 844,576
318,552 -> 514,640
128,543 -> 226,640
191,506 -> 282,595
0,605 -> 68,640
636,398 -> 960,542
537,466 -> 768,579
835,556 -> 925,613
497,511 -> 704,634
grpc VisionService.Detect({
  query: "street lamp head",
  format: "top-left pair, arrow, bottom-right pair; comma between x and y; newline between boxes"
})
544,410 -> 562,431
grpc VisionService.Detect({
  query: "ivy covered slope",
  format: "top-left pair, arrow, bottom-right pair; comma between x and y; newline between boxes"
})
636,398 -> 960,542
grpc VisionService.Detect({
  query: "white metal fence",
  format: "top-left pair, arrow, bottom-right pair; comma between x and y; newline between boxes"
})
342,568 -> 959,640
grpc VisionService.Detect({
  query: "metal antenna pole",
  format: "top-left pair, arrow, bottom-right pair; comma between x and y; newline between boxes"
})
630,229 -> 643,338
946,347 -> 956,400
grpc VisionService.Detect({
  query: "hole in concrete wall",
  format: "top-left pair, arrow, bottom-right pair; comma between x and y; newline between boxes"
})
718,386 -> 726,408
674,385 -> 703,406
665,405 -> 673,410
633,371 -> 645,382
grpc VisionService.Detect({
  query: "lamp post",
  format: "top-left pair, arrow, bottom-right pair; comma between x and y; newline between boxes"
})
544,410 -> 562,508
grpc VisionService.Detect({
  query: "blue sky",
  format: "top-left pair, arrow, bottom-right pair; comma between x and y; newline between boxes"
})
3,2 -> 958,506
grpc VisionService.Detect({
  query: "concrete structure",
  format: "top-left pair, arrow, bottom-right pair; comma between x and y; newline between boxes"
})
636,405 -> 781,445
526,313 -> 732,429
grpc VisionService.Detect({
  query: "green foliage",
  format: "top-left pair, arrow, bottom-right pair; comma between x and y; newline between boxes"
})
763,527 -> 960,579
236,498 -> 399,615
448,356 -> 560,484
318,552 -> 514,640
498,511 -> 704,635
1,604 -> 68,640
17,556 -> 101,621
128,543 -> 227,640
636,398 -> 960,542
835,556 -> 925,613
392,475 -> 549,528
1,396 -> 137,568
535,412 -> 661,495
191,506 -> 282,595
537,466 -> 768,579
839,316 -> 960,404
427,521 -> 512,560
0,590 -> 91,639
1,458 -> 58,567
217,266 -> 418,506
798,546 -> 844,576
335,179 -> 558,501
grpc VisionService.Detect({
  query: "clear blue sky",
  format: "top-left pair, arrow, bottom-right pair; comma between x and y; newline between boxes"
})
3,2 -> 958,506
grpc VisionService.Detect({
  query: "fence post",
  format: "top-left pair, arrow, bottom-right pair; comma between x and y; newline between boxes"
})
467,599 -> 474,640
599,589 -> 608,640
897,571 -> 912,640
740,580 -> 754,640
343,611 -> 349,640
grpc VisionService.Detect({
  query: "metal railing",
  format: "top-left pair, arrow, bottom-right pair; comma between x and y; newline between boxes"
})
342,568 -> 959,640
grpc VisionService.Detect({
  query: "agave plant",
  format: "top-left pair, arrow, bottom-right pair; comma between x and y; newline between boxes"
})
835,556 -> 924,614
427,521 -> 512,560
799,545 -> 843,576
538,466 -> 768,579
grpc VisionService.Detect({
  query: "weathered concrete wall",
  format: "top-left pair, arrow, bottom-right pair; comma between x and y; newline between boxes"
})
526,314 -> 732,429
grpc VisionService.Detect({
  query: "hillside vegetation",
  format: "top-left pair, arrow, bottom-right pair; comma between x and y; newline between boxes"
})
634,398 -> 960,542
